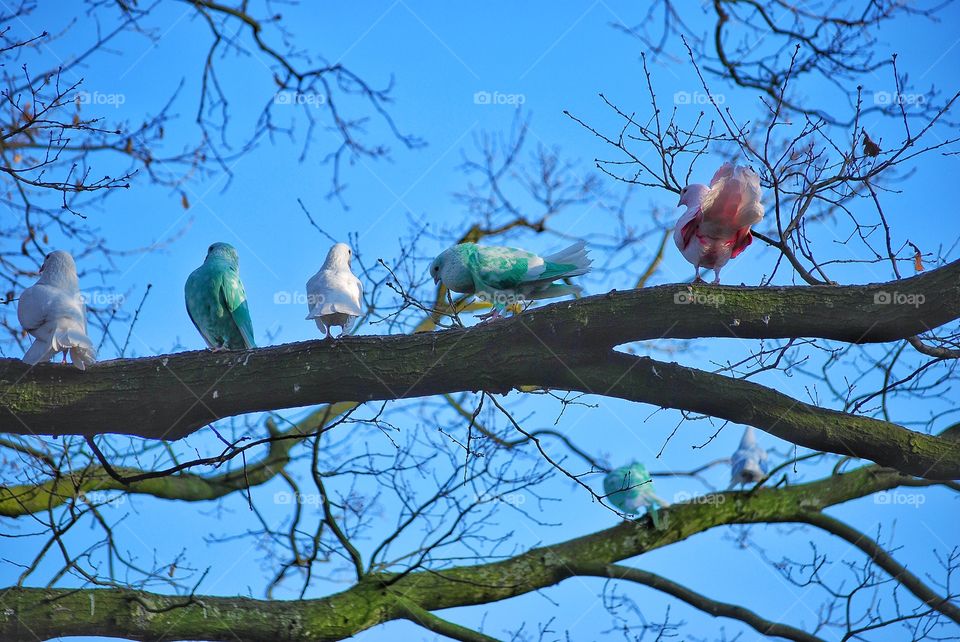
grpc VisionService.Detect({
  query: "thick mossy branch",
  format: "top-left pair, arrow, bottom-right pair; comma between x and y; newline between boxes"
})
0,403 -> 355,517
0,466 -> 943,642
576,353 -> 960,479
1,261 -> 957,478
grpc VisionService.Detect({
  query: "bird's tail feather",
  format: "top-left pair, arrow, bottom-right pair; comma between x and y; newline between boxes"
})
54,328 -> 97,370
649,505 -> 662,530
22,339 -> 55,366
542,241 -> 592,279
524,284 -> 582,301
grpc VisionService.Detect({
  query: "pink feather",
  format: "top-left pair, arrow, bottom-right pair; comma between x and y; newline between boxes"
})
673,162 -> 764,283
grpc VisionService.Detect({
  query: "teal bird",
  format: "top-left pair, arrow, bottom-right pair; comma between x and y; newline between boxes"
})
603,462 -> 669,529
184,243 -> 256,351
429,241 -> 591,321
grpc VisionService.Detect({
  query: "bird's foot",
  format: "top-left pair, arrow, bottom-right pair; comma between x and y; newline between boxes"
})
208,345 -> 230,353
476,308 -> 504,323
692,276 -> 705,284
711,276 -> 721,285
61,352 -> 68,364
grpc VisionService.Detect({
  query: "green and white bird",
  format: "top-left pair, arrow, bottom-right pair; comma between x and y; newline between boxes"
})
603,462 -> 669,529
429,241 -> 591,321
184,242 -> 256,351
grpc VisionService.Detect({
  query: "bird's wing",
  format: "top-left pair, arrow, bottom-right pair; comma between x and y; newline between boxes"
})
730,451 -> 747,481
709,161 -> 734,185
306,270 -> 363,318
756,447 -> 770,473
185,297 -> 218,350
700,172 -> 743,231
733,166 -> 764,228
675,208 -> 702,250
470,245 -> 543,291
602,471 -> 622,498
19,285 -> 94,366
185,272 -> 220,349
220,271 -> 256,349
17,285 -> 51,335
702,165 -> 764,236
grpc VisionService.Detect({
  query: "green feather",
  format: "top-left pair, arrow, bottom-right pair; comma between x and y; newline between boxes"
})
538,260 -> 579,281
185,245 -> 256,350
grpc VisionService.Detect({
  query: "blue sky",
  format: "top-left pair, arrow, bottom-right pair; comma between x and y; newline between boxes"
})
4,2 -> 960,641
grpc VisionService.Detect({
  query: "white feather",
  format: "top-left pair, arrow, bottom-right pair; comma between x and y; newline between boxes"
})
18,251 -> 96,370
729,426 -> 769,488
305,243 -> 363,336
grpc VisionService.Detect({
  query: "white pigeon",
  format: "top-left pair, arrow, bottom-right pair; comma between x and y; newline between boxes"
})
729,426 -> 769,489
675,162 -> 764,284
305,243 -> 363,339
17,250 -> 97,370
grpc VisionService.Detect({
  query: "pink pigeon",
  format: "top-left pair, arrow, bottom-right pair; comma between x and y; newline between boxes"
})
673,162 -> 764,284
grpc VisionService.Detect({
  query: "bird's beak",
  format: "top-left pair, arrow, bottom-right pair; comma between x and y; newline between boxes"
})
677,195 -> 682,207
432,273 -> 440,285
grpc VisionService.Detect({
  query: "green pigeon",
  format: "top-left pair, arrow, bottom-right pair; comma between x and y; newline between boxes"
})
429,241 -> 591,321
603,462 -> 669,529
184,242 -> 256,351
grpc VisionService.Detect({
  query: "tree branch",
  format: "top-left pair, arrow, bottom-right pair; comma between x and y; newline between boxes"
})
2,262 -> 958,478
0,465 -> 936,641
0,402 -> 354,517
569,562 -> 823,642
800,512 -> 960,624
395,599 -> 501,642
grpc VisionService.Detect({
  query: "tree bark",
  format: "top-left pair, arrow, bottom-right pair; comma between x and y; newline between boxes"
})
0,466 -> 945,642
1,261 -> 957,477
